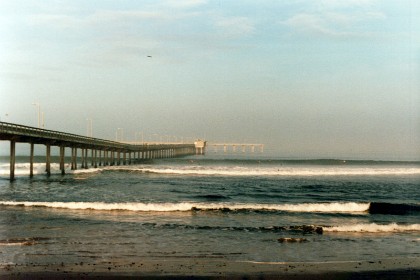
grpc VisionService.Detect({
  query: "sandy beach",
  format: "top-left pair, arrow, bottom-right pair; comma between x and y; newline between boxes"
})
1,257 -> 419,279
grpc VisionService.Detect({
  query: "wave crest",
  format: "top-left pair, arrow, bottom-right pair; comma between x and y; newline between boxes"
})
133,166 -> 420,176
0,201 -> 370,213
324,223 -> 420,233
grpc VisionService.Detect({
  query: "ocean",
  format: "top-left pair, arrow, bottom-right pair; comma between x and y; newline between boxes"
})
0,155 -> 419,267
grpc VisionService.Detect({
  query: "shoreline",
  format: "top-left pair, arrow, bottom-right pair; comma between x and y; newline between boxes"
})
2,257 -> 419,279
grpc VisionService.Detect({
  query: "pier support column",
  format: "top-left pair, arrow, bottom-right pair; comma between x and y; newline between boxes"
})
71,148 -> 77,170
75,148 -> 78,170
81,148 -> 88,169
81,148 -> 85,169
60,146 -> 65,175
91,149 -> 94,167
46,144 -> 51,176
30,142 -> 34,178
84,149 -> 88,169
94,150 -> 97,168
71,148 -> 74,170
10,140 -> 16,181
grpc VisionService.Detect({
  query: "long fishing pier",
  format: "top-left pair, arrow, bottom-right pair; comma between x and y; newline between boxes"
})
0,122 -> 197,180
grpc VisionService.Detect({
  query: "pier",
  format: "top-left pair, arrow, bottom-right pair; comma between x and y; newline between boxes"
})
0,122 -> 197,181
207,143 -> 264,153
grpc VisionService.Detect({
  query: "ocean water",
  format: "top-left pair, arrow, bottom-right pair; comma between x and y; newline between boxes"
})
0,155 -> 419,266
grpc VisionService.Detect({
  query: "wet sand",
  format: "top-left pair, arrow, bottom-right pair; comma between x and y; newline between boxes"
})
1,257 -> 419,279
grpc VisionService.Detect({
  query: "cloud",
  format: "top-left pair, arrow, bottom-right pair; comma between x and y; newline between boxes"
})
318,0 -> 377,9
214,16 -> 255,37
283,0 -> 385,39
285,13 -> 335,36
29,14 -> 83,28
29,10 -> 179,29
20,2 -> 255,68
162,0 -> 207,9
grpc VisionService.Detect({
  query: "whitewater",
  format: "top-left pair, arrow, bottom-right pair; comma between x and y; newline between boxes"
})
2,161 -> 420,177
0,156 -> 419,264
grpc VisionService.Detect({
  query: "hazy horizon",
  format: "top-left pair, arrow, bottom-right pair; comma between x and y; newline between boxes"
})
1,0 -> 419,160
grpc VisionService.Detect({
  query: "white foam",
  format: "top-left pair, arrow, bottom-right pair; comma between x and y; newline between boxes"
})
0,163 -> 60,176
0,162 -> 104,177
130,165 -> 420,177
1,162 -> 419,177
324,223 -> 420,233
0,242 -> 31,246
0,201 -> 195,211
0,201 -> 370,213
268,202 -> 370,213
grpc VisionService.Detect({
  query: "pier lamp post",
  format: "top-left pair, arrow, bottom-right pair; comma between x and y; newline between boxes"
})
152,133 -> 158,143
116,128 -> 121,141
116,128 -> 123,142
1,113 -> 10,122
41,112 -> 45,128
135,131 -> 144,144
86,118 -> 93,137
32,102 -> 41,128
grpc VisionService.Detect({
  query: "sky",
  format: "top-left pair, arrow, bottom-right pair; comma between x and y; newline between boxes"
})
0,0 -> 419,160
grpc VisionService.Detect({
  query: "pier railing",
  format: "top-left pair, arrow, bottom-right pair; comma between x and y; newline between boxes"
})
0,122 -> 193,151
0,122 -> 197,180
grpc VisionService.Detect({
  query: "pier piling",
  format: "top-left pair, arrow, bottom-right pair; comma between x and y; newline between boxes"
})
60,146 -> 65,175
46,144 -> 51,176
10,140 -> 16,181
30,142 -> 34,177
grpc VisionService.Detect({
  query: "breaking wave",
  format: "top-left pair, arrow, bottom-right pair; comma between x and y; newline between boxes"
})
1,162 -> 419,178
1,201 -> 418,216
0,201 -> 370,213
124,165 -> 420,177
0,163 -> 102,177
323,223 -> 420,233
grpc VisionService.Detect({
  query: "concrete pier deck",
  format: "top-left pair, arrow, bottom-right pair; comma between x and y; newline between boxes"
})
0,122 -> 196,180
